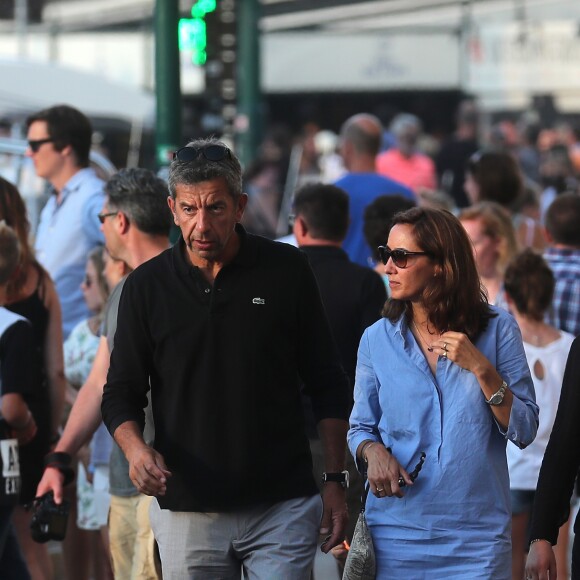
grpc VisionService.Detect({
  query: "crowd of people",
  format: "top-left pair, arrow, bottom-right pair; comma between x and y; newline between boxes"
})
0,97 -> 579,580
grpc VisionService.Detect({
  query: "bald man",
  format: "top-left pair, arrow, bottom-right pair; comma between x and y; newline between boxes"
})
336,114 -> 414,267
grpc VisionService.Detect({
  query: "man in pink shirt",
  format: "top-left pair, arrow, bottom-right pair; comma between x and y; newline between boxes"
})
376,113 -> 436,193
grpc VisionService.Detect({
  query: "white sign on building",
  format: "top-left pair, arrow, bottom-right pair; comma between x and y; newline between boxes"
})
467,21 -> 580,111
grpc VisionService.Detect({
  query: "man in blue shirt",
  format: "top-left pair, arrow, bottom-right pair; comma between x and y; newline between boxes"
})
336,113 -> 414,267
26,105 -> 105,338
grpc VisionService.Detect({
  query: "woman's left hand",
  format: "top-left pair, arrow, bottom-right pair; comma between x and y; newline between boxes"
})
432,331 -> 489,375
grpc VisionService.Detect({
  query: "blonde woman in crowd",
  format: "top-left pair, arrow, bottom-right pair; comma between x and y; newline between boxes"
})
64,247 -> 119,580
459,201 -> 519,311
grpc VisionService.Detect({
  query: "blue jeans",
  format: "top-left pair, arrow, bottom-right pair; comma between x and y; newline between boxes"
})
0,506 -> 30,579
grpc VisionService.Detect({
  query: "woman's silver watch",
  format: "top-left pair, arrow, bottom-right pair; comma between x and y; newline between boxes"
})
485,381 -> 507,406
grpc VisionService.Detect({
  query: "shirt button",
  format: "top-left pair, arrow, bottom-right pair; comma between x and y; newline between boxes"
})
204,288 -> 210,294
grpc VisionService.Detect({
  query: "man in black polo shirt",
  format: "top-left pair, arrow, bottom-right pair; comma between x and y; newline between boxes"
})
101,139 -> 350,579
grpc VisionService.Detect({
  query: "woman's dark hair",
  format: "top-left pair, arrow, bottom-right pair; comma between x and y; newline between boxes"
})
467,150 -> 523,207
383,207 -> 494,338
0,176 -> 40,299
504,249 -> 554,321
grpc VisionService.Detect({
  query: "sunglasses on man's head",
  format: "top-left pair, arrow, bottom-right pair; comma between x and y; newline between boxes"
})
377,246 -> 431,268
173,145 -> 231,163
28,138 -> 54,153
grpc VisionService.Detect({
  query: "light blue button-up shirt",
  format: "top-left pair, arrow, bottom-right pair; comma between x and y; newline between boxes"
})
35,168 -> 105,338
348,306 -> 538,579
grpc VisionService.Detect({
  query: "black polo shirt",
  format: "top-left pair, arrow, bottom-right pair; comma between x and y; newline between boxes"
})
102,225 -> 350,511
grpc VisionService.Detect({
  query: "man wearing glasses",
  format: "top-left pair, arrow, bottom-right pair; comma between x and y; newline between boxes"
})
101,139 -> 351,579
26,104 -> 105,339
37,167 -> 172,578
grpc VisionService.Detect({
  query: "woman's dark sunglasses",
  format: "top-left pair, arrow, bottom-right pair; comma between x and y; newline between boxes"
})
173,145 -> 231,163
377,246 -> 431,268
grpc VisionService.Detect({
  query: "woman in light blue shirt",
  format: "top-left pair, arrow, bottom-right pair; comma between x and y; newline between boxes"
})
348,207 -> 538,578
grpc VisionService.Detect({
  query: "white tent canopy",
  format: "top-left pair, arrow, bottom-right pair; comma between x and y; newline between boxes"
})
0,57 -> 154,125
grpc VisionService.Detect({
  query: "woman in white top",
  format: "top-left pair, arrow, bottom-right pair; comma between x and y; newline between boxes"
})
504,249 -> 575,580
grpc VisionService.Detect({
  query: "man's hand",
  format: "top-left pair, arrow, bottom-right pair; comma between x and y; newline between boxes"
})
127,444 -> 172,497
36,467 -> 65,504
319,483 -> 348,553
525,539 -> 557,580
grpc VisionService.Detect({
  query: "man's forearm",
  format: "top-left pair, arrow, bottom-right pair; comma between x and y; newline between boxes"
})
113,420 -> 148,461
318,417 -> 349,471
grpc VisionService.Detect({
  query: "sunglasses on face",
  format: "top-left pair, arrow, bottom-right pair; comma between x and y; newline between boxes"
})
28,138 -> 54,153
97,211 -> 117,224
377,246 -> 431,268
173,144 -> 232,163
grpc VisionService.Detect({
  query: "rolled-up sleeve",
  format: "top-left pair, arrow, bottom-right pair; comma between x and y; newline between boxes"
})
496,313 -> 539,449
348,330 -> 382,471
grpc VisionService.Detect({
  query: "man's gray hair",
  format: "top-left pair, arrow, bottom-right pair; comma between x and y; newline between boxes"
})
105,168 -> 172,236
168,138 -> 243,199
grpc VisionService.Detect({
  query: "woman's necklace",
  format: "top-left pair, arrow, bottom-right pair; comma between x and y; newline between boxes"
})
412,320 -> 440,352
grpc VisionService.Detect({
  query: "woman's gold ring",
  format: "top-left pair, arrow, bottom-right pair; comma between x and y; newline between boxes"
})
376,487 -> 384,493
443,342 -> 448,351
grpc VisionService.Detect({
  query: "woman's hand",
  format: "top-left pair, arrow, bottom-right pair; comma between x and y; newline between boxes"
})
433,331 -> 490,374
525,539 -> 556,580
434,331 -> 512,429
365,444 -> 412,499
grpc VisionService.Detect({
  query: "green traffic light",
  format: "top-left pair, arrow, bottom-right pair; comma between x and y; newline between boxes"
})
191,0 -> 217,18
178,17 -> 208,65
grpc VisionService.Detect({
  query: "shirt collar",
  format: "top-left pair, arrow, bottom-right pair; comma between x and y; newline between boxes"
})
59,167 -> 96,200
393,311 -> 410,338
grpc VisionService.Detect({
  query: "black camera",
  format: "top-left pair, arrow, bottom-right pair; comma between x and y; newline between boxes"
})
30,491 -> 70,543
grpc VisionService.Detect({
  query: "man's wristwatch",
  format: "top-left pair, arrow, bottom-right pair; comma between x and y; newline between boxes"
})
485,380 -> 507,406
322,471 -> 349,489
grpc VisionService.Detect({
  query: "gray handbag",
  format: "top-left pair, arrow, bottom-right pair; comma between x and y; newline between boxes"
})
342,451 -> 426,580
342,483 -> 375,580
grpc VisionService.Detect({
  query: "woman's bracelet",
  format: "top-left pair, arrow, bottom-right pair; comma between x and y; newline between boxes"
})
529,538 -> 551,547
360,441 -> 377,464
